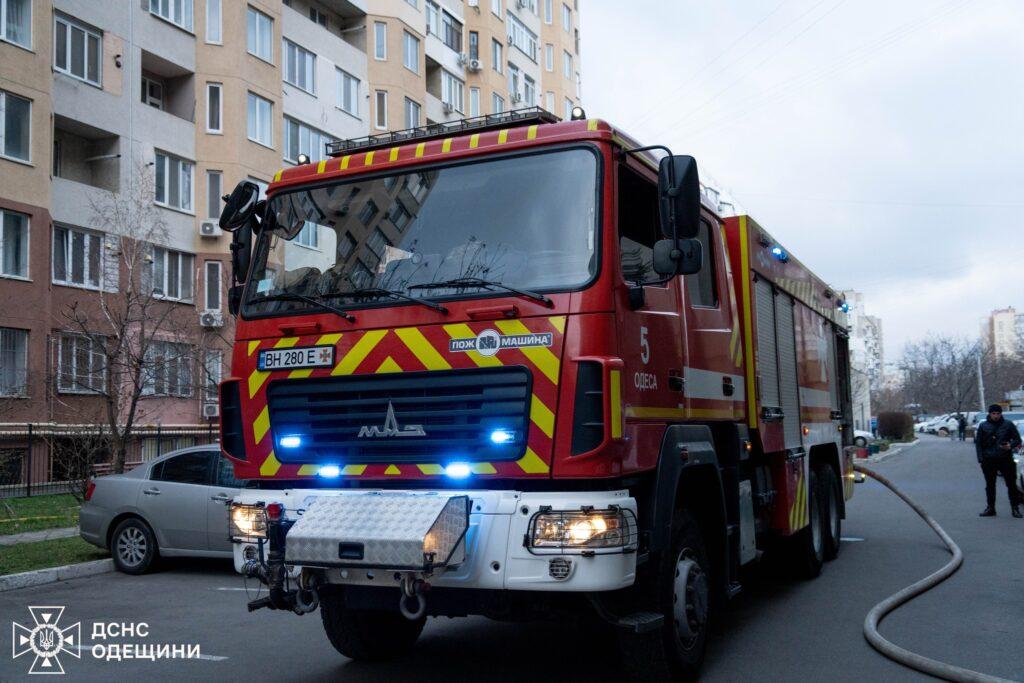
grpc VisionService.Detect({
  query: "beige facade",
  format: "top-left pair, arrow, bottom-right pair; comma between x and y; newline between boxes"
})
981,307 -> 1022,358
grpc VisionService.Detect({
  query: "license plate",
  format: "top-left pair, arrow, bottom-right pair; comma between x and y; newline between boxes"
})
258,346 -> 335,371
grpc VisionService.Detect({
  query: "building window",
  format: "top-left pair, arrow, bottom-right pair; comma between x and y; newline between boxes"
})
2,0 -> 31,48
491,39 -> 502,73
404,98 -> 421,129
54,14 -> 101,86
296,222 -> 318,248
405,0 -> 418,7
246,6 -> 273,62
154,151 -> 194,211
544,44 -> 553,71
52,225 -> 102,289
561,3 -> 570,30
543,0 -> 552,24
0,90 -> 29,162
492,92 -> 504,114
0,327 -> 27,397
358,199 -> 379,226
143,341 -> 193,397
523,0 -> 537,14
402,31 -> 419,74
508,14 -> 537,62
373,21 -> 386,60
284,117 -> 335,163
206,170 -> 221,219
206,82 -> 221,132
283,39 -> 315,94
469,87 -> 480,117
564,97 -> 572,120
151,246 -> 194,301
246,92 -> 273,147
203,350 -> 222,401
545,91 -> 554,113
337,69 -> 359,117
205,0 -> 221,43
387,203 -> 412,232
374,90 -> 387,129
508,63 -> 520,101
309,7 -> 326,27
141,75 -> 164,109
427,2 -> 462,53
149,0 -> 193,31
204,260 -> 221,310
58,334 -> 106,394
523,75 -> 535,106
1,209 -> 28,279
574,27 -> 579,54
469,31 -> 479,61
441,70 -> 464,113
491,0 -> 502,18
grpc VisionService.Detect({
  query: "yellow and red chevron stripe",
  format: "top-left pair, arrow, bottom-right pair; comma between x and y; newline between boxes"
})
788,468 -> 809,532
233,317 -> 567,480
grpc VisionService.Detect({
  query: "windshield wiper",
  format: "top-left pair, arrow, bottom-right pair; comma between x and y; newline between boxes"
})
326,287 -> 448,314
408,277 -> 553,307
250,292 -> 356,322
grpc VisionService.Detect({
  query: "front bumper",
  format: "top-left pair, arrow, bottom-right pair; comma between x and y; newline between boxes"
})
232,488 -> 637,592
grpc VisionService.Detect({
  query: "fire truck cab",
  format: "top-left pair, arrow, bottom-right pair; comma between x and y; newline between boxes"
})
218,108 -> 853,680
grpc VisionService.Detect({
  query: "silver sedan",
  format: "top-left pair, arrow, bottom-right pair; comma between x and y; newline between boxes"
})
80,446 -> 243,574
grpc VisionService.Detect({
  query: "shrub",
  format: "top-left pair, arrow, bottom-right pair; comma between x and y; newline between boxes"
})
877,412 -> 914,441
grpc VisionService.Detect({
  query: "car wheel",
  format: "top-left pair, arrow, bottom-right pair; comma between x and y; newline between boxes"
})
820,467 -> 841,560
789,468 -> 825,579
110,518 -> 159,574
853,436 -> 867,448
320,588 -> 425,661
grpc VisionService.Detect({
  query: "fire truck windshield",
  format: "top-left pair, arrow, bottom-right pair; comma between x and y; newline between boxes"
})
243,148 -> 598,317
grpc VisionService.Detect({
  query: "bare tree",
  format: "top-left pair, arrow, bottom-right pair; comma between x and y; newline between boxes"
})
899,335 -> 981,415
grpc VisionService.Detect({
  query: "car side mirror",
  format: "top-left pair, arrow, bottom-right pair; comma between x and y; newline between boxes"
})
219,181 -> 260,232
653,238 -> 702,276
658,155 -> 701,239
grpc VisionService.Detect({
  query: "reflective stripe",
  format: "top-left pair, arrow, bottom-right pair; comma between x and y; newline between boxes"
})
526,125 -> 537,140
442,138 -> 453,153
273,169 -> 282,182
389,147 -> 399,162
375,356 -> 403,373
331,330 -> 388,375
530,395 -> 555,438
247,340 -> 260,356
316,160 -> 326,174
469,133 -> 480,148
415,142 -> 426,158
497,129 -> 508,144
260,450 -> 281,476
738,217 -> 757,428
396,327 -> 452,370
297,464 -> 319,476
494,319 -> 560,384
548,315 -> 566,334
253,406 -> 270,444
384,465 -> 401,475
364,150 -> 374,166
249,337 -> 299,397
609,370 -> 622,439
586,119 -> 598,131
340,155 -> 350,170
516,447 -> 549,474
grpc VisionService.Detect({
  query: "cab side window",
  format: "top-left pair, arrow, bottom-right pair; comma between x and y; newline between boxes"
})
686,220 -> 719,307
617,164 -> 661,285
216,455 -> 244,488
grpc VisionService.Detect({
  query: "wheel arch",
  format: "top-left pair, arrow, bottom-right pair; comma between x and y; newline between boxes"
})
808,442 -> 844,518
105,512 -> 157,551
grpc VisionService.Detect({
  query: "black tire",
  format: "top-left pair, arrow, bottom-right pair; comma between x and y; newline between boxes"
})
820,466 -> 842,560
789,468 -> 825,579
110,517 -> 159,575
938,427 -> 949,437
853,436 -> 867,447
618,510 -> 710,682
320,588 -> 425,661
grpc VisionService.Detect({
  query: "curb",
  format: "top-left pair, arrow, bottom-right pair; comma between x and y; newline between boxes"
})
0,559 -> 114,592
867,439 -> 920,463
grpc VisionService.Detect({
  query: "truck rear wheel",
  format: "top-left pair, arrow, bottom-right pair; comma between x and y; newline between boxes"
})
617,509 -> 710,682
789,468 -> 825,579
320,589 -> 425,661
820,466 -> 842,560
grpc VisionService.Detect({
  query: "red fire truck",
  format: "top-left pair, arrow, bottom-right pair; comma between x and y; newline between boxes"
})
218,108 -> 854,680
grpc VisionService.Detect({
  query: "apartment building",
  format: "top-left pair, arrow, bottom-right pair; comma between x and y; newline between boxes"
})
0,0 -> 581,487
980,306 -> 1022,358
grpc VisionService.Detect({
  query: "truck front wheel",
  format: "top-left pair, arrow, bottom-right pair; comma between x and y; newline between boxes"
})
320,588 -> 425,661
789,468 -> 825,578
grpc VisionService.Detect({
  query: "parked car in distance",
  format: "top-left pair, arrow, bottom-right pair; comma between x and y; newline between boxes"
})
80,446 -> 242,574
853,430 -> 874,447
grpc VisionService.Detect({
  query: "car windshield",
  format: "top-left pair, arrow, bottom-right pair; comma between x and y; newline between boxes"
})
243,148 -> 598,316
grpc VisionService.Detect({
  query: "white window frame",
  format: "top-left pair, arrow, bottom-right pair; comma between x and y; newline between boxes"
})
284,116 -> 335,164
0,327 -> 28,397
149,0 -> 193,32
468,87 -> 480,117
403,97 -> 421,129
204,260 -> 222,311
402,30 -> 419,74
205,170 -> 221,219
308,6 -> 327,27
491,0 -> 502,19
154,151 -> 195,213
54,14 -> 102,87
283,39 -> 316,94
57,333 -> 106,394
203,349 -> 222,401
491,38 -> 502,73
1,0 -> 32,49
562,3 -> 570,30
564,96 -> 573,120
51,224 -> 103,290
246,6 -> 273,63
563,50 -> 572,79
246,92 -> 273,148
523,74 -> 536,106
205,0 -> 221,43
507,14 -> 537,62
373,21 -> 387,61
150,246 -> 195,302
0,89 -> 30,163
545,43 -> 553,71
441,70 -> 464,113
337,68 -> 359,117
545,90 -> 554,113
544,0 -> 552,24
492,92 -> 504,114
205,82 -> 222,133
141,75 -> 164,109
374,90 -> 387,130
143,340 -> 194,398
0,208 -> 29,280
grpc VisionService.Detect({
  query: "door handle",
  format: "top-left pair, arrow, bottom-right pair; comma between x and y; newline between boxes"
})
722,376 -> 735,397
210,493 -> 231,503
142,488 -> 161,496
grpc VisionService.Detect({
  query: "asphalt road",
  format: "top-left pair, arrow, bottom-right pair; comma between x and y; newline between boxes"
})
2,435 -> 1021,682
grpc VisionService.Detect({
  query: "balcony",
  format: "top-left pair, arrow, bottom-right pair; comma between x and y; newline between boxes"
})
283,0 -> 367,52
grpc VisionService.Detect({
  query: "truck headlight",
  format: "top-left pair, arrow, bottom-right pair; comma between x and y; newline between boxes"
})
230,503 -> 267,541
528,508 -> 637,552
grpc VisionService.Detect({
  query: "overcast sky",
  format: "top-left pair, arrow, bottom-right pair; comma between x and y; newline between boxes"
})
580,0 -> 1024,360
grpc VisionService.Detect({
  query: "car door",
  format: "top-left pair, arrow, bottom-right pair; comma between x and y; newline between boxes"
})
139,450 -> 215,552
207,454 -> 243,552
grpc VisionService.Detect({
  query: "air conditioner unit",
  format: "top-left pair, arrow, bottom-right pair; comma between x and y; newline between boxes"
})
202,403 -> 220,419
200,310 -> 224,328
457,52 -> 469,66
510,92 -> 523,103
199,220 -> 222,238
442,102 -> 455,114
467,58 -> 482,72
467,0 -> 478,7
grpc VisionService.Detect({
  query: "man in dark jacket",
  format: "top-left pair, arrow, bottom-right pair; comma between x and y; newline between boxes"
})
975,405 -> 1022,517
957,414 -> 967,441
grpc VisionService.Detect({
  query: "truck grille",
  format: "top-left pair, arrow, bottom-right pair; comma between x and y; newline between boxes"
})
266,367 -> 532,464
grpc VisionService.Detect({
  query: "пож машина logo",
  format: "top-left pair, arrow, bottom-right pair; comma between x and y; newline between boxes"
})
12,606 -> 81,674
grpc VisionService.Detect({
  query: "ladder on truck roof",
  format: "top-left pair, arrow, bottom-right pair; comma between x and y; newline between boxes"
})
326,107 -> 560,157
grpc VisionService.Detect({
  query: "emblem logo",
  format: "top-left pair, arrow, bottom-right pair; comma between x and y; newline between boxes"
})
12,606 -> 81,675
357,401 -> 426,438
448,329 -> 553,356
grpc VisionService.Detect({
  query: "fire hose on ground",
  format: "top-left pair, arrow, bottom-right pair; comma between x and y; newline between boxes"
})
853,464 -> 1016,683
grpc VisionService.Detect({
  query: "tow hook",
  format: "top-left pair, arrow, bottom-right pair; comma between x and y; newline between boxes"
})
398,575 -> 429,620
293,572 -> 320,615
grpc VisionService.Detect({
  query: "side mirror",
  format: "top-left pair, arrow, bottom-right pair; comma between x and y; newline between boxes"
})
229,224 -> 252,285
658,155 -> 701,239
219,181 -> 260,232
653,238 -> 702,276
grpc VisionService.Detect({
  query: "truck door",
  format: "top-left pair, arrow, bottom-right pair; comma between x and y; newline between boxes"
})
613,160 -> 684,462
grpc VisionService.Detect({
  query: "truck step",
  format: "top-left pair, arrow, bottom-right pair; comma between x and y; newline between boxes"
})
727,581 -> 742,599
616,611 -> 665,634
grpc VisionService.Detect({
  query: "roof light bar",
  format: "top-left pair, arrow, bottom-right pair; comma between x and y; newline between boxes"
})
326,107 -> 561,158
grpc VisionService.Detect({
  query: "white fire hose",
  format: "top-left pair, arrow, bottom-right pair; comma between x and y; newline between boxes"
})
853,464 -> 1017,683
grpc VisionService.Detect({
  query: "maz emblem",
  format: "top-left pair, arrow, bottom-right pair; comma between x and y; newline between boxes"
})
357,401 -> 426,438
